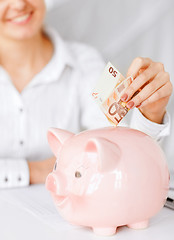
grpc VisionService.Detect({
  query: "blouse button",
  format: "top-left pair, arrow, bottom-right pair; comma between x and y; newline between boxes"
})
18,176 -> 22,182
20,140 -> 24,145
19,108 -> 23,113
4,176 -> 8,182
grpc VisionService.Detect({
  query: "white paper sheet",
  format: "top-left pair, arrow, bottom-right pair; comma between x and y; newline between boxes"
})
0,173 -> 173,232
0,184 -> 81,232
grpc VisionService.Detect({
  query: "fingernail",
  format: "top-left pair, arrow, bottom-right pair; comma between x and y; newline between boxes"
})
136,104 -> 141,108
121,93 -> 128,101
127,101 -> 135,109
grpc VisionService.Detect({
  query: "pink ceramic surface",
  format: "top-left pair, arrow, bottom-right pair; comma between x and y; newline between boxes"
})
45,127 -> 169,236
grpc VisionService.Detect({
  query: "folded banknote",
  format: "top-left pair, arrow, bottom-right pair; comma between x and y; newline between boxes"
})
92,62 -> 133,126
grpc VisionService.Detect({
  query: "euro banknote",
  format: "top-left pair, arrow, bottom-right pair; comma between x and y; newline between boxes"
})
92,62 -> 133,126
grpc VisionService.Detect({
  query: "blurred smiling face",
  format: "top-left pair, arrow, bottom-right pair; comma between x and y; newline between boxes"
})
0,0 -> 46,41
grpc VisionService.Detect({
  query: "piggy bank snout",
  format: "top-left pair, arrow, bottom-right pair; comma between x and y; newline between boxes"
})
46,173 -> 57,193
46,172 -> 68,196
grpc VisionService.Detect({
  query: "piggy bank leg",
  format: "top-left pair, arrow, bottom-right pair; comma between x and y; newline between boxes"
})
93,227 -> 117,236
127,220 -> 149,229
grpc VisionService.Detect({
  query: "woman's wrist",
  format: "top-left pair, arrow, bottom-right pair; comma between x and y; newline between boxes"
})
28,161 -> 41,185
139,108 -> 166,124
28,157 -> 56,185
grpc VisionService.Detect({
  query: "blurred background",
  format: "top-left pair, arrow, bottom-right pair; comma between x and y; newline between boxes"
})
45,0 -> 174,79
45,0 -> 174,169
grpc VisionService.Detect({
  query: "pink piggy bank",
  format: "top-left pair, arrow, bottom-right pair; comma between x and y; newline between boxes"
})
45,127 -> 169,236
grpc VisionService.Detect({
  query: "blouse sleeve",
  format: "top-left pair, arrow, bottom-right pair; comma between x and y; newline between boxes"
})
0,159 -> 29,189
130,107 -> 171,143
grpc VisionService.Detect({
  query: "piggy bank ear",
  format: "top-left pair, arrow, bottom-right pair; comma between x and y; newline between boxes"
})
47,128 -> 74,157
85,137 -> 121,172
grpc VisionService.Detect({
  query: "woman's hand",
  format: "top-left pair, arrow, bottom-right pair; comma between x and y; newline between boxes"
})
28,157 -> 56,185
120,57 -> 173,124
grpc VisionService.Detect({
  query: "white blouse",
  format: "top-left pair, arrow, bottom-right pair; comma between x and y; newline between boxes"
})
0,27 -> 170,188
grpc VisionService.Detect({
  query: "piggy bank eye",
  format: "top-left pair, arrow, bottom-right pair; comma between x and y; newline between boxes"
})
54,161 -> 57,171
75,171 -> 82,178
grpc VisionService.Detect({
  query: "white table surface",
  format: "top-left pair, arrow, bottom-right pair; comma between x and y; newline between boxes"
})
0,184 -> 174,240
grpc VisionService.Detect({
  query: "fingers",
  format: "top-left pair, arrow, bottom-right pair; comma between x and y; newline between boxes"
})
140,81 -> 173,108
122,62 -> 165,102
120,56 -> 172,109
125,71 -> 169,108
126,57 -> 153,79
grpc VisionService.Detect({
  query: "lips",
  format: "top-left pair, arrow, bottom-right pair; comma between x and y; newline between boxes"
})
7,11 -> 33,25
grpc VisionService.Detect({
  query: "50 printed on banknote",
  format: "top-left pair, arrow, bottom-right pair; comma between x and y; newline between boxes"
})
92,62 -> 133,126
